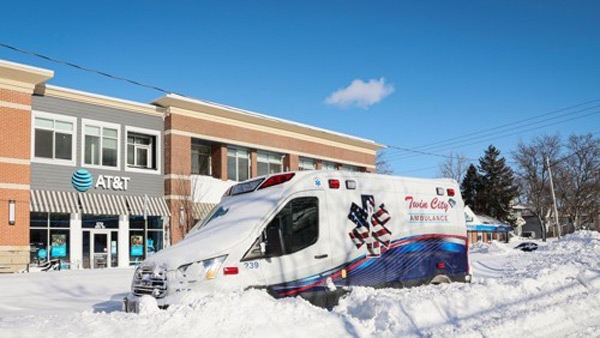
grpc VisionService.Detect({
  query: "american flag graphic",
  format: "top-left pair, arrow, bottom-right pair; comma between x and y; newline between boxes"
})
348,195 -> 392,258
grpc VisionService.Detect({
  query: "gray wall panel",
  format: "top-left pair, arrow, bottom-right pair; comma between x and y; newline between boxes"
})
31,96 -> 164,197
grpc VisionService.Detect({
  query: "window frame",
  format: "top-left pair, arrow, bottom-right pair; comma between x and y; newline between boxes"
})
257,150 -> 284,176
298,157 -> 316,171
31,111 -> 77,166
341,164 -> 360,172
125,126 -> 161,175
321,161 -> 338,171
191,142 -> 213,176
227,146 -> 251,181
81,119 -> 121,171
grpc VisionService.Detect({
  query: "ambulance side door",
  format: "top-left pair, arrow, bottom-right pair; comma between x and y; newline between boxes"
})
255,190 -> 331,287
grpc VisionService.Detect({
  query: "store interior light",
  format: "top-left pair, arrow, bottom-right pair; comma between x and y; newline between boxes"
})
9,200 -> 15,225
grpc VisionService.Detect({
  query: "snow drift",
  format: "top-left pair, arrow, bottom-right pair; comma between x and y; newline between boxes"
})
1,231 -> 599,338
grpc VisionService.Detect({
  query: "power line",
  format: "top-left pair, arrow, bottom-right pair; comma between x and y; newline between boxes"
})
386,109 -> 600,163
386,104 -> 600,162
385,98 -> 600,157
384,145 -> 478,161
547,131 -> 600,168
0,42 -> 186,96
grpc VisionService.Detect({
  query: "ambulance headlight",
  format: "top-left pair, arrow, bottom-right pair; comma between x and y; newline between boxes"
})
177,255 -> 228,280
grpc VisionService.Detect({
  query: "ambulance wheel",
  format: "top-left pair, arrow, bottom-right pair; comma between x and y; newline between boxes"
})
430,274 -> 451,285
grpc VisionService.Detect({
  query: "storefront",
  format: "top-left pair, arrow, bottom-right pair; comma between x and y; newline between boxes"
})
29,190 -> 169,269
465,206 -> 512,244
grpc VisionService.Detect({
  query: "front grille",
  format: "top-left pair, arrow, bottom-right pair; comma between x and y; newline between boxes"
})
132,266 -> 167,298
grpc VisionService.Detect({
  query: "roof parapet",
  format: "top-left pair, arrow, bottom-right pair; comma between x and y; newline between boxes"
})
153,93 -> 384,151
0,60 -> 54,93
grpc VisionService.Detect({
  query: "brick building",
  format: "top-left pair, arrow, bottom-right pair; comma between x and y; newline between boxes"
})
0,60 -> 382,272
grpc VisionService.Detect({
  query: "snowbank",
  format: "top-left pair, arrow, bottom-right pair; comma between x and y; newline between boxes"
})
1,231 -> 599,338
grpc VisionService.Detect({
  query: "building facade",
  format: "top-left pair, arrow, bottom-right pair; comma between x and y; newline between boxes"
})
0,60 -> 382,272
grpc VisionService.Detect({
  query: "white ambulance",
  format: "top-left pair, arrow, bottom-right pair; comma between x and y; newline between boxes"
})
124,171 -> 470,311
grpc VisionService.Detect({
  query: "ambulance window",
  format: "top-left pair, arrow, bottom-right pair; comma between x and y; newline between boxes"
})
243,197 -> 319,260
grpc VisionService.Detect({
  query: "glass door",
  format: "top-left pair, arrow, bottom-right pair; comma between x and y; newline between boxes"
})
93,233 -> 109,269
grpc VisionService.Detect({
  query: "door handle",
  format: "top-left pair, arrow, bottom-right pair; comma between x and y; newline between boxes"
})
314,254 -> 328,259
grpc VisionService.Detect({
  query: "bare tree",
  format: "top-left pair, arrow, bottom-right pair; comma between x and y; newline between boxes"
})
555,134 -> 600,230
376,151 -> 394,174
172,165 -> 212,240
438,152 -> 469,182
512,134 -> 562,238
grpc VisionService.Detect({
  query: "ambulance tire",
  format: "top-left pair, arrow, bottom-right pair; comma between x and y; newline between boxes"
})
429,274 -> 451,285
297,288 -> 350,309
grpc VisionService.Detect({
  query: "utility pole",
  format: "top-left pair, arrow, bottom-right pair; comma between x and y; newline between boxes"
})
546,156 -> 561,238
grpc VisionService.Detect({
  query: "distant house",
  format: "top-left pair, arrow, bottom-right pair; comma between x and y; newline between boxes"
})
465,206 -> 512,244
511,205 -> 598,239
512,206 -> 545,239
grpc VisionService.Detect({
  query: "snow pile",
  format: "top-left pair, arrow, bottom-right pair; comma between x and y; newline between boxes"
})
1,231 -> 600,338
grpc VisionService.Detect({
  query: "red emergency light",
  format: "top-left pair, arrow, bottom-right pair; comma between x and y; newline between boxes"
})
258,173 -> 295,190
223,267 -> 239,275
328,179 -> 340,189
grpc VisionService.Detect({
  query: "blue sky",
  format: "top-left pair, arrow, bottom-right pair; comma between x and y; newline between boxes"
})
2,1 -> 599,177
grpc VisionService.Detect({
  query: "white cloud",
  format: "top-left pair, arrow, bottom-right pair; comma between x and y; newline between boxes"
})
325,78 -> 394,109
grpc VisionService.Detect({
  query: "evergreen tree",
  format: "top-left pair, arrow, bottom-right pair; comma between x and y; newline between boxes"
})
460,164 -> 480,211
476,145 -> 519,224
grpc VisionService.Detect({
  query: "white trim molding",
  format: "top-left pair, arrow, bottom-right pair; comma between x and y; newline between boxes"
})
164,194 -> 192,201
0,100 -> 30,111
0,183 -> 30,190
164,174 -> 191,180
0,157 -> 30,165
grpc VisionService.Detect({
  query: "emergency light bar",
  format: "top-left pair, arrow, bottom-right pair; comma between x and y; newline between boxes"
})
258,173 -> 295,190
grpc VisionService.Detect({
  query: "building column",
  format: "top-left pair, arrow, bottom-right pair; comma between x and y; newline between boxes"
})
0,61 -> 53,272
250,150 -> 258,178
212,144 -> 228,181
284,154 -> 299,172
315,160 -> 323,170
164,130 -> 192,245
70,213 -> 82,269
118,215 -> 129,268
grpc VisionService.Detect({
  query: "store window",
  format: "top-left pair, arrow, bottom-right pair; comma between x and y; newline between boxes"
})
129,216 -> 164,265
29,212 -> 71,267
33,113 -> 75,163
322,161 -> 338,170
127,133 -> 156,170
191,141 -> 212,176
299,157 -> 316,171
227,147 -> 250,181
83,120 -> 119,168
257,151 -> 284,176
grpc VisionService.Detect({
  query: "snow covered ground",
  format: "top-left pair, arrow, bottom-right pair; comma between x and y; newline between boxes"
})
1,231 -> 599,338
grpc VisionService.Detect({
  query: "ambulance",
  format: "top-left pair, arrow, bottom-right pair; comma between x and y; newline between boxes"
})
124,171 -> 470,311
